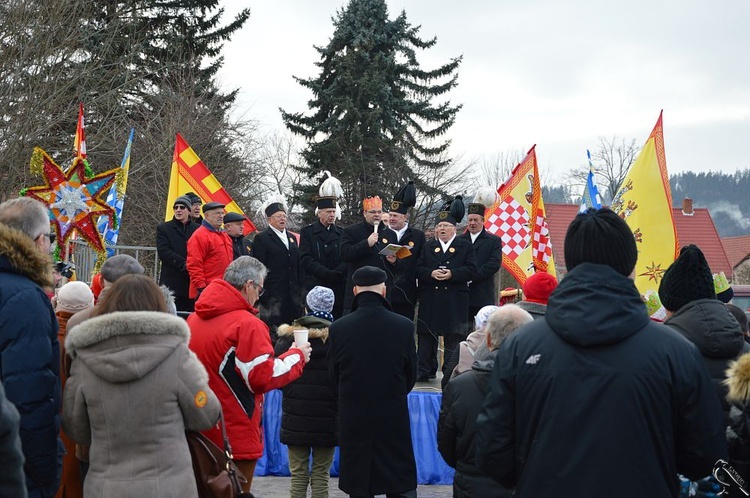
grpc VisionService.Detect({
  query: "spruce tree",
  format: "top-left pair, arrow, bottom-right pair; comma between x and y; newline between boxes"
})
281,0 -> 462,224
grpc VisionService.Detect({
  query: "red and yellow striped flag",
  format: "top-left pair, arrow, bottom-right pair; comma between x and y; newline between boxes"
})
73,102 -> 86,160
165,133 -> 256,234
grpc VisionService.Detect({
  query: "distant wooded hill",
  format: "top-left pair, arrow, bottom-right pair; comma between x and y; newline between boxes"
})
670,170 -> 750,237
542,170 -> 750,238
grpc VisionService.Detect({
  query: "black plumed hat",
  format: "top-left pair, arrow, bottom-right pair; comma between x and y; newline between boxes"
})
658,244 -> 716,312
564,207 -> 637,277
435,195 -> 465,225
390,181 -> 416,215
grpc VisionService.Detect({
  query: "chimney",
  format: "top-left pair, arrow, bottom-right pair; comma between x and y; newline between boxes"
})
682,197 -> 694,216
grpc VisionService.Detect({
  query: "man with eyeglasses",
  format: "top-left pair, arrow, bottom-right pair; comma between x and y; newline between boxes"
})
0,196 -> 63,497
340,195 -> 392,315
186,201 -> 234,302
156,195 -> 199,312
188,256 -> 312,495
248,201 -> 303,340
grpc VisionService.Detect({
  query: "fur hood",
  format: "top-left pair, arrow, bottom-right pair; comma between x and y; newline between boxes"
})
66,311 -> 189,355
65,311 -> 198,384
0,222 -> 53,288
277,315 -> 330,342
726,352 -> 750,403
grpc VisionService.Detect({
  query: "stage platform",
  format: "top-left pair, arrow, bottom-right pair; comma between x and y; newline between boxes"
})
255,378 -> 454,485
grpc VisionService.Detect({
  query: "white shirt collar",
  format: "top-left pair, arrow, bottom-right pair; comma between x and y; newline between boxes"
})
439,234 -> 456,253
390,223 -> 408,242
270,225 -> 289,248
470,231 -> 481,243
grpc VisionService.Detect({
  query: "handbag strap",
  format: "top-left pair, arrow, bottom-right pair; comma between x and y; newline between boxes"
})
218,410 -> 233,458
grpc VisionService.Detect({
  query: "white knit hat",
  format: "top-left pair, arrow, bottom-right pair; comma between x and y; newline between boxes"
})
306,286 -> 335,314
56,281 -> 94,315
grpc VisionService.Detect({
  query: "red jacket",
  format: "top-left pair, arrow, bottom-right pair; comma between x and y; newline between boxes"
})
186,224 -> 233,298
187,279 -> 305,459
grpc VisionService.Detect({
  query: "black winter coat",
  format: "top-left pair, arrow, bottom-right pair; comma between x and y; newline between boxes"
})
726,352 -> 750,483
416,236 -> 477,336
340,220 -> 392,313
299,221 -> 347,317
461,228 -> 502,308
156,217 -> 199,298
229,234 -> 251,260
476,263 -> 727,498
383,226 -> 425,308
328,292 -> 417,496
664,298 -> 749,419
249,228 -> 303,329
273,316 -> 338,447
438,351 -> 512,498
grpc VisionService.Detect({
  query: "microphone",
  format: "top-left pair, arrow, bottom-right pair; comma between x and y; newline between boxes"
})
373,220 -> 379,234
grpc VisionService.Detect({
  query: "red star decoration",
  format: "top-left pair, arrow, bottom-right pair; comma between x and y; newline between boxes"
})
24,147 -> 118,256
639,261 -> 666,283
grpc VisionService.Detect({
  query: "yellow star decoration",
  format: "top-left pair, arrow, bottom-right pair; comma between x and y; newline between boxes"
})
639,261 -> 666,282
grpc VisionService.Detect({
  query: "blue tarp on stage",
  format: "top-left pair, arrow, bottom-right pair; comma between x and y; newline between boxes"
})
255,389 -> 455,485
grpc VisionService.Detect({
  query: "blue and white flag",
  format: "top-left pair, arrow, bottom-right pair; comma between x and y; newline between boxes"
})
97,127 -> 134,256
579,149 -> 603,213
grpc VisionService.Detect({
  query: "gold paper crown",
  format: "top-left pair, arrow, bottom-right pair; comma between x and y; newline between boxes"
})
714,272 -> 731,294
363,196 -> 382,211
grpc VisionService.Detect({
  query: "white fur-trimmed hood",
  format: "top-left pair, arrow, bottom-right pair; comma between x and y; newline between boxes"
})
65,311 -> 197,384
66,311 -> 190,356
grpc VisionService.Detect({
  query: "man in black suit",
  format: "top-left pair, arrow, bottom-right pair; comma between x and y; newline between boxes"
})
416,197 -> 477,381
383,181 -> 424,321
299,196 -> 347,319
462,200 -> 503,327
340,196 -> 391,314
156,195 -> 199,312
328,266 -> 418,498
248,201 -> 303,337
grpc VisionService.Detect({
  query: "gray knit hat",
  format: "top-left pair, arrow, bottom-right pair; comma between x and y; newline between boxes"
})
101,254 -> 144,283
306,286 -> 335,314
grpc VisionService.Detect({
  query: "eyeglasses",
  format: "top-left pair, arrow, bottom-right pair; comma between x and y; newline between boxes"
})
248,281 -> 265,297
42,232 -> 56,244
173,205 -> 188,210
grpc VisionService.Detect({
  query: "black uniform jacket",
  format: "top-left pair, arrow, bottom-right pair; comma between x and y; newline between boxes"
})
248,227 -> 303,328
416,236 -> 477,336
383,225 -> 425,308
299,221 -> 347,313
461,228 -> 502,308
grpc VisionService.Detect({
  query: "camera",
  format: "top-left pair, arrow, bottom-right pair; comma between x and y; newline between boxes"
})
55,261 -> 75,279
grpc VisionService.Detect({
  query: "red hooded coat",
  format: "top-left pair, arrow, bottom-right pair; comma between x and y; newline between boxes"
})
187,279 -> 305,459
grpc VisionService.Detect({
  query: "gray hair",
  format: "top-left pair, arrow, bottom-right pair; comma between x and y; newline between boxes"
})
0,197 -> 50,240
485,304 -> 534,350
224,256 -> 268,291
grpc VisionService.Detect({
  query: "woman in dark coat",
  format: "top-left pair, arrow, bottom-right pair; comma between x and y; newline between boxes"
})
274,286 -> 338,498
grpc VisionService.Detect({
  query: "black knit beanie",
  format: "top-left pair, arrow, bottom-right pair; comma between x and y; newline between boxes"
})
564,207 -> 637,277
658,244 -> 716,312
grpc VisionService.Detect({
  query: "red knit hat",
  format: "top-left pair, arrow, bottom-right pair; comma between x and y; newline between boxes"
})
522,271 -> 558,305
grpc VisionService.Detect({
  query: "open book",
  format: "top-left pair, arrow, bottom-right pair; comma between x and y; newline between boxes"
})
379,243 -> 412,259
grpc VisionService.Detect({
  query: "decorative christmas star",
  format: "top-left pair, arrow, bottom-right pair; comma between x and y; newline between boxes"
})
639,261 -> 666,283
24,147 -> 118,255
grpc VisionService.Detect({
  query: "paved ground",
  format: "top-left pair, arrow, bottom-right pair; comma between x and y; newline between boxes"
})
252,375 -> 451,497
251,476 -> 453,497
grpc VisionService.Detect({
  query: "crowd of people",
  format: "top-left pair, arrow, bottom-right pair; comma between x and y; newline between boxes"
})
2,183 -> 750,497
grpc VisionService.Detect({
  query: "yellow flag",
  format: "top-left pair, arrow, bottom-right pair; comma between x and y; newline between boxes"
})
611,111 -> 679,294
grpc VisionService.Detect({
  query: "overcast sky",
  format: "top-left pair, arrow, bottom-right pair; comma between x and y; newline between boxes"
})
217,0 -> 750,184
